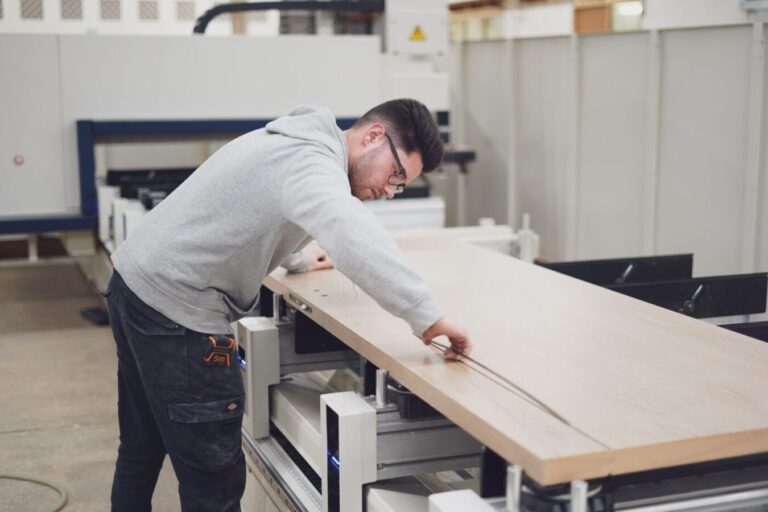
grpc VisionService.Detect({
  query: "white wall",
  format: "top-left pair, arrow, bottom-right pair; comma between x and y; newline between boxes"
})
503,3 -> 572,39
0,34 -> 68,216
644,0 -> 751,30
451,23 -> 768,284
655,26 -> 752,276
578,32 -> 650,259
0,34 -> 381,217
514,36 -> 573,258
461,41 -> 512,229
761,31 -> 768,274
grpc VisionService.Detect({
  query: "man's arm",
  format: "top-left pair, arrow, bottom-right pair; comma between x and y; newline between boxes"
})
280,152 -> 444,336
421,318 -> 473,360
281,245 -> 334,273
280,250 -> 309,273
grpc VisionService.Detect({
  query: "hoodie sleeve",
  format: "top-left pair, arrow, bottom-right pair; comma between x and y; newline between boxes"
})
281,251 -> 310,273
280,236 -> 314,273
280,150 -> 444,336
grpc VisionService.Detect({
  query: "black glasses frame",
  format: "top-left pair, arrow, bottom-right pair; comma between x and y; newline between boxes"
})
384,134 -> 406,195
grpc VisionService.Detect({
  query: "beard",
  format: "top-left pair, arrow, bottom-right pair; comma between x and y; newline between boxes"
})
348,148 -> 379,200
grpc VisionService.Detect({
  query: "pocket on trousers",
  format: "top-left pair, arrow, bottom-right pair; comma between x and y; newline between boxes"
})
122,297 -> 189,386
124,297 -> 187,337
168,396 -> 245,473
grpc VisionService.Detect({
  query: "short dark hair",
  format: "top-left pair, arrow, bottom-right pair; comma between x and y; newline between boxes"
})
354,99 -> 444,173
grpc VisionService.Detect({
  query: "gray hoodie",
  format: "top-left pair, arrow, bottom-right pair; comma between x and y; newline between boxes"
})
112,105 -> 444,335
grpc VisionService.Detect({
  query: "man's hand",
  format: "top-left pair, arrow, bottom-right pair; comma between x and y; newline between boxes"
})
421,317 -> 472,360
305,247 -> 334,271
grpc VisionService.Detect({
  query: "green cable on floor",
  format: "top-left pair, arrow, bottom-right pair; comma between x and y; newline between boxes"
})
0,474 -> 68,512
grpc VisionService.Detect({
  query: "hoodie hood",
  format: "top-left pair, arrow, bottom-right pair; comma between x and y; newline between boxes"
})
266,105 -> 349,174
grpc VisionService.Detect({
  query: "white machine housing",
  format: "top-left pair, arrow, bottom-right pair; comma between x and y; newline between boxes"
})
428,490 -> 496,512
320,392 -> 378,512
238,317 -> 281,440
385,0 -> 449,57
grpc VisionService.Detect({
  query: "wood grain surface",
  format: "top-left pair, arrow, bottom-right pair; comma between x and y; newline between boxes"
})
264,237 -> 768,485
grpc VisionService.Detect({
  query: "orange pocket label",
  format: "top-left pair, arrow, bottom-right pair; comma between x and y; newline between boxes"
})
203,335 -> 236,368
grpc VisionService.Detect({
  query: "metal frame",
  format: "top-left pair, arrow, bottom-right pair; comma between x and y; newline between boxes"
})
242,429 -> 320,512
321,392 -> 378,512
607,273 -> 768,318
541,255 -> 767,318
0,214 -> 96,235
721,320 -> 768,342
742,23 -> 766,272
473,452 -> 768,512
76,118 -> 359,217
538,254 -> 694,286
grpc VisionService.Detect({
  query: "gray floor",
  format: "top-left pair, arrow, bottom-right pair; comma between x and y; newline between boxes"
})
0,260 -> 180,511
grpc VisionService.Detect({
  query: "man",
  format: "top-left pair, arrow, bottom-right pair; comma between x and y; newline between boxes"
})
104,98 -> 472,511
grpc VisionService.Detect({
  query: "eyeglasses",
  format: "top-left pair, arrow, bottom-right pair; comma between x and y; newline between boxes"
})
384,134 -> 407,195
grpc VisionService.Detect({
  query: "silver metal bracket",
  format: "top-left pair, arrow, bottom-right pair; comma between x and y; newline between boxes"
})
506,464 -> 522,512
375,368 -> 388,409
571,480 -> 588,512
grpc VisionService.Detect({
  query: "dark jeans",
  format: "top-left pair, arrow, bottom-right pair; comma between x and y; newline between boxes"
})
105,271 -> 246,512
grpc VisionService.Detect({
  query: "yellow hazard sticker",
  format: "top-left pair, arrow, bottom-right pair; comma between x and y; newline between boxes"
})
409,25 -> 426,42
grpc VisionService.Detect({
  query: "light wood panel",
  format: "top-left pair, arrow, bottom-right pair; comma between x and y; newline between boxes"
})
574,6 -> 611,34
264,237 -> 768,485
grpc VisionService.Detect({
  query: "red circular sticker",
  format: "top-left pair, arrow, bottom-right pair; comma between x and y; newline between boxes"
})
13,155 -> 24,166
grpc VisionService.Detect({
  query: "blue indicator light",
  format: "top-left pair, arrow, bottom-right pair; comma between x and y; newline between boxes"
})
327,450 -> 340,470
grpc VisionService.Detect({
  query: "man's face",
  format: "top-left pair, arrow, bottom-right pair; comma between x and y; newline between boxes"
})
349,125 -> 423,201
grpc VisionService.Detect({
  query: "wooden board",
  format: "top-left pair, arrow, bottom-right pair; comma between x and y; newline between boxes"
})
264,237 -> 768,485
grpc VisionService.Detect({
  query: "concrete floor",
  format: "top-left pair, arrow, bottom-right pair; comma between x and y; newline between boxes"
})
0,260 -> 180,511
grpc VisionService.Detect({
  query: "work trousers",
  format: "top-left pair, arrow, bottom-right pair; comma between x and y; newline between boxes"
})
105,271 -> 246,511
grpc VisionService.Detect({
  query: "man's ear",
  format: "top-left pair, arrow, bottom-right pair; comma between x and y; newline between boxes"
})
362,123 -> 385,147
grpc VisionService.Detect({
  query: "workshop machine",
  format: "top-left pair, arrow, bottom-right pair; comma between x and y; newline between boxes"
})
8,4 -> 768,509
235,237 -> 768,512
1,0 -> 471,250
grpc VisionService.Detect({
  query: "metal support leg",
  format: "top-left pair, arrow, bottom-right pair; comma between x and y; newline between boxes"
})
375,368 -> 388,409
506,465 -> 522,512
321,392 -> 377,512
480,447 -> 507,498
272,293 -> 282,321
518,213 -> 539,263
456,167 -> 467,227
238,317 -> 280,439
571,480 -> 588,512
28,235 -> 38,262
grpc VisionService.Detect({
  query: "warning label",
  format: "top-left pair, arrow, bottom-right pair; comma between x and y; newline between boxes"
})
409,25 -> 426,42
